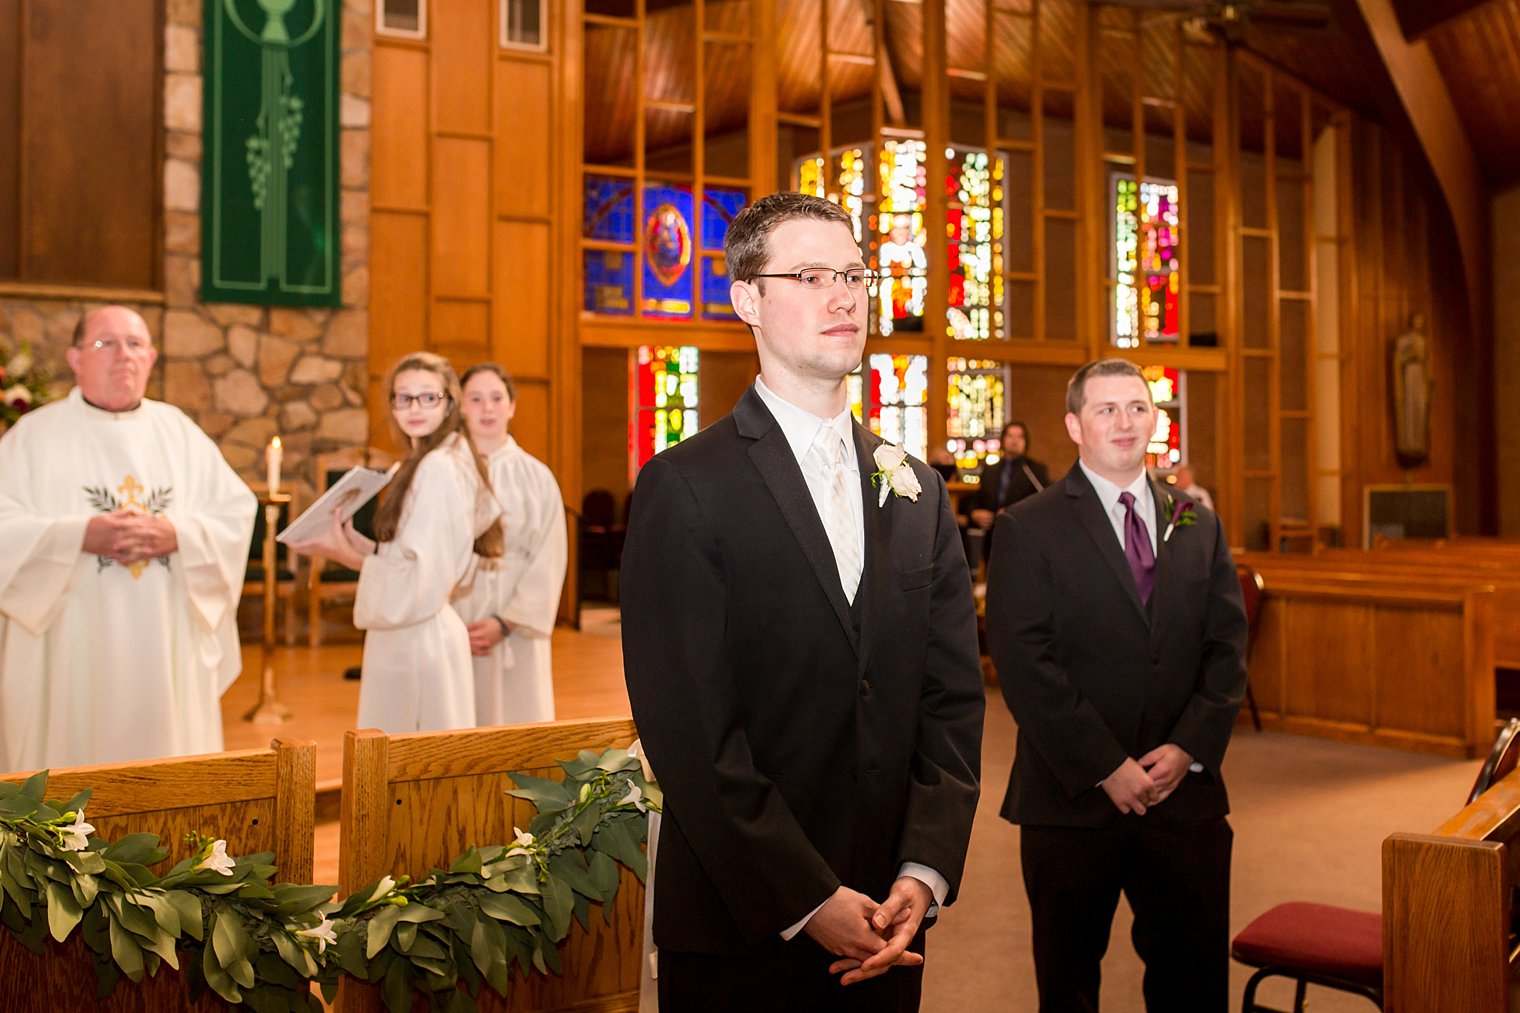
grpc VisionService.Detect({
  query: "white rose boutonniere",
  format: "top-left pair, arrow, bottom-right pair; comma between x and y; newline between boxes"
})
871,443 -> 922,506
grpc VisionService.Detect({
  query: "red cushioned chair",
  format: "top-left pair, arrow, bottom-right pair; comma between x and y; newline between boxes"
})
1231,717 -> 1520,1012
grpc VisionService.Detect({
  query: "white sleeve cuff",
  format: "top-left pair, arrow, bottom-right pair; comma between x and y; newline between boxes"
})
898,862 -> 949,915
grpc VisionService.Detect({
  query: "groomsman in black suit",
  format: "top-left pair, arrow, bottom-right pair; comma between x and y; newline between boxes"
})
962,421 -> 1052,562
621,192 -> 984,1012
985,358 -> 1248,1011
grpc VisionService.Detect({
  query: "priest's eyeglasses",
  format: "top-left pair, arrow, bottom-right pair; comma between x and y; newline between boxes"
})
84,336 -> 152,354
750,268 -> 882,291
389,391 -> 450,409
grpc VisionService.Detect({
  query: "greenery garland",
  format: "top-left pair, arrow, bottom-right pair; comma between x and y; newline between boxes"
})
0,745 -> 661,1012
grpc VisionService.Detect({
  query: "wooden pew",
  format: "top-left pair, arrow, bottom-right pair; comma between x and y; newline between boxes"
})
336,718 -> 643,1012
0,739 -> 318,1011
1236,552 -> 1500,757
1382,764 -> 1520,1011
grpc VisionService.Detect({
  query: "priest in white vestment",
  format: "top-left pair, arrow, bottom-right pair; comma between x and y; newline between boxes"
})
0,306 -> 256,772
456,364 -> 568,725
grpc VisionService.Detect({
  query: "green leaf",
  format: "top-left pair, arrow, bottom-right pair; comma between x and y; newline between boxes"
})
396,920 -> 417,952
165,889 -> 203,941
201,938 -> 244,1003
504,772 -> 574,813
366,902 -> 403,959
539,875 -> 573,942
45,879 -> 83,941
69,871 -> 100,909
570,804 -> 601,847
469,918 -> 493,977
590,820 -> 647,880
394,902 -> 447,924
270,881 -> 338,915
108,910 -> 146,981
477,891 -> 541,927
586,848 -> 619,897
382,954 -> 414,1012
272,927 -> 318,977
100,833 -> 167,868
548,851 -> 597,899
16,769 -> 48,804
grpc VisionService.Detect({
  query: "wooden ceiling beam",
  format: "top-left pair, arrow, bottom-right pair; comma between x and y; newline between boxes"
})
860,0 -> 907,126
1388,0 -> 1496,41
1355,0 -> 1488,352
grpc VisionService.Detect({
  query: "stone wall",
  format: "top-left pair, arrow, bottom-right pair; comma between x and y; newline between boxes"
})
0,0 -> 373,504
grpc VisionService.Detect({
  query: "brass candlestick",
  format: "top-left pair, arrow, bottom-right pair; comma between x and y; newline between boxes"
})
245,492 -> 293,724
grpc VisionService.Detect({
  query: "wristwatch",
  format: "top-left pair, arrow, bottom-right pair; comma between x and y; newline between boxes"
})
493,615 -> 511,638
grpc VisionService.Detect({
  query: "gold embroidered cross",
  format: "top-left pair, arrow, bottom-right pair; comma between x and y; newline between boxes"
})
117,474 -> 144,510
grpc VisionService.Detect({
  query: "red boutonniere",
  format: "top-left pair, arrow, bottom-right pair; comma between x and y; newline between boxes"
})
1163,498 -> 1198,542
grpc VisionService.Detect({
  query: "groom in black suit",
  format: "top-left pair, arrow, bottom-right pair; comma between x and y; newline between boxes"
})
986,358 -> 1247,1011
621,192 -> 984,1011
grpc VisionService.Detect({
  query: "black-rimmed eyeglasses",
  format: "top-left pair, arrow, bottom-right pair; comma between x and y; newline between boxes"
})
749,268 -> 884,291
390,392 -> 450,409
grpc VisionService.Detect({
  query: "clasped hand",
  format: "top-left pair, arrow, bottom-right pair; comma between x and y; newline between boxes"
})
1100,744 -> 1194,815
803,876 -> 931,986
82,509 -> 177,566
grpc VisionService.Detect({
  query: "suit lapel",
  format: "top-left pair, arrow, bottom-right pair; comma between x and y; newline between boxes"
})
853,424 -> 891,675
1065,466 -> 1149,622
735,387 -> 858,648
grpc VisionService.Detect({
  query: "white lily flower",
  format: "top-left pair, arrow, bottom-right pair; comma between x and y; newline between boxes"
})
367,874 -> 398,905
195,838 -> 236,876
296,918 -> 338,954
58,810 -> 95,852
505,826 -> 535,858
620,783 -> 647,813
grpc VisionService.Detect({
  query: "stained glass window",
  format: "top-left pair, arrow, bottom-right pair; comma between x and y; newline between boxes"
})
583,178 -> 746,321
860,354 -> 928,461
634,345 -> 699,469
795,141 -> 1005,341
1143,364 -> 1184,468
946,358 -> 1008,472
1114,175 -> 1181,348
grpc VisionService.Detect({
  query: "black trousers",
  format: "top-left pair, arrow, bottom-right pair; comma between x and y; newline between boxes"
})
657,930 -> 926,1013
1021,817 -> 1233,1013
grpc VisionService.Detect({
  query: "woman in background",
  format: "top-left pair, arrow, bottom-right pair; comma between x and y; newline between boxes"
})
290,352 -> 502,732
455,363 -> 567,724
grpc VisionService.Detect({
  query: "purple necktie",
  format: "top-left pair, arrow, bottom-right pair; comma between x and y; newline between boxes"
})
1119,491 -> 1155,603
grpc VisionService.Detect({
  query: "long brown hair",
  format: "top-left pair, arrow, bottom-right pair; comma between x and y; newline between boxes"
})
373,352 -> 503,557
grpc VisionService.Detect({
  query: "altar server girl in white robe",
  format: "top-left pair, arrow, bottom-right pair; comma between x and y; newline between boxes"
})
289,352 -> 502,733
454,364 -> 568,725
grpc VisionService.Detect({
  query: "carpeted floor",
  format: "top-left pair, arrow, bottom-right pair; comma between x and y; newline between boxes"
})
921,690 -> 1475,1012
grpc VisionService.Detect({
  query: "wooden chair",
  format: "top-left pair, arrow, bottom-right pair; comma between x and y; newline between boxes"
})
306,446 -> 396,646
576,488 -> 626,604
335,718 -> 642,1012
0,739 -> 318,1010
1230,718 -> 1520,1011
1237,564 -> 1265,731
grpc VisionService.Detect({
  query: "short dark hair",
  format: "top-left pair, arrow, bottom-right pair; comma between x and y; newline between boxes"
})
723,192 -> 855,287
1066,359 -> 1151,415
1001,421 -> 1029,445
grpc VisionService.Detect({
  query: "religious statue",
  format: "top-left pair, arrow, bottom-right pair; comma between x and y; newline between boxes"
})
1391,312 -> 1432,468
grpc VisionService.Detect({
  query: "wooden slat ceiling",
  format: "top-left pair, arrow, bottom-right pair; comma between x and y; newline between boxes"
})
583,0 -> 1520,188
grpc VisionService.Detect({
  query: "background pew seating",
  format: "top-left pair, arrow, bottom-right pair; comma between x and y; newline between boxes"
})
336,718 -> 642,1012
0,739 -> 318,1011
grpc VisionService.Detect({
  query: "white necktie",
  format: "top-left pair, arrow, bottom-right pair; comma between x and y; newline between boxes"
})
811,426 -> 862,603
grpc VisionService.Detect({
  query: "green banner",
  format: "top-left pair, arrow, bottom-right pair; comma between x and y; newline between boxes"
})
202,0 -> 340,306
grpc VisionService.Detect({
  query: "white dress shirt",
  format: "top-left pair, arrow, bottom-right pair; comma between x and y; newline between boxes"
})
1079,461 -> 1156,556
753,376 -> 949,937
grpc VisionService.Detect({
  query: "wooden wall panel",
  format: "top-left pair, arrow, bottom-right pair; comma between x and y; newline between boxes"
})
369,210 -> 429,388
492,220 -> 551,377
0,0 -> 19,278
509,379 -> 551,464
495,61 -> 553,216
373,46 -> 430,209
19,0 -> 157,287
431,0 -> 491,136
1283,601 -> 1371,725
431,137 -> 492,297
431,298 -> 490,358
1373,605 -> 1467,739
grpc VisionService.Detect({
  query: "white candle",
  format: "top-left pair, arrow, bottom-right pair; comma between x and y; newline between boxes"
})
267,436 -> 282,495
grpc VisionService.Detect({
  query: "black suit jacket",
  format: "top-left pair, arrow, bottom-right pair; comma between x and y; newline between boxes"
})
620,385 -> 984,954
984,463 -> 1247,827
962,455 -> 1051,518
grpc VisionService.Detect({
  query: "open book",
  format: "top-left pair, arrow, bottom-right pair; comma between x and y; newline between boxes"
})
276,463 -> 399,545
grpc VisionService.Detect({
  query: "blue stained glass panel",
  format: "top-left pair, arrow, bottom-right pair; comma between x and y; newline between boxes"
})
584,249 -> 633,315
701,256 -> 737,320
584,177 -> 637,242
642,184 -> 695,318
701,188 -> 748,251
